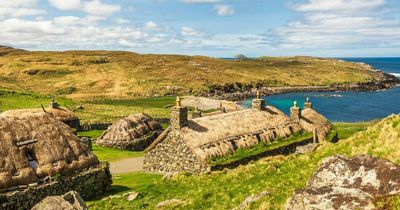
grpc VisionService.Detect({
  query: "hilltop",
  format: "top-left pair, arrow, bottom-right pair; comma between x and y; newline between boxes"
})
0,47 -> 397,99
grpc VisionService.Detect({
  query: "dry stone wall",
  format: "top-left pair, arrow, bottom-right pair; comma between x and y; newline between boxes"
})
0,163 -> 112,210
144,131 -> 209,173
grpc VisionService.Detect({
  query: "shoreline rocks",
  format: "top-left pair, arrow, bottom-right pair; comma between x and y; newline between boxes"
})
200,72 -> 400,101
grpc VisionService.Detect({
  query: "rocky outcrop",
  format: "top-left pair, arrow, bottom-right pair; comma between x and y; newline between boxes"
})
31,191 -> 87,210
286,155 -> 400,210
202,71 -> 400,101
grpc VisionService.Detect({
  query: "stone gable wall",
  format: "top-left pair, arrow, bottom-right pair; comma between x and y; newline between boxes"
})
0,163 -> 112,210
144,132 -> 209,173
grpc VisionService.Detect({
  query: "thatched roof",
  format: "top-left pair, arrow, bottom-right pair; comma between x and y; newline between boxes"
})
0,112 -> 98,190
300,108 -> 333,141
1,106 -> 79,124
96,113 -> 162,150
177,106 -> 298,161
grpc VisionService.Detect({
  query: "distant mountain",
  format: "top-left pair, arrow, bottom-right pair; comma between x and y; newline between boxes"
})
0,46 -> 24,56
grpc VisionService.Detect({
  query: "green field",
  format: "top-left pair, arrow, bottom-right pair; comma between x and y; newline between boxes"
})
85,118 -> 400,210
91,144 -> 144,163
0,88 -> 175,123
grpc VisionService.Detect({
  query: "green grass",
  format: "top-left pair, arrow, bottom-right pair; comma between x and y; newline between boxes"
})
91,144 -> 144,163
86,119 -> 385,209
0,87 -> 173,123
333,122 -> 372,139
78,130 -> 105,139
0,87 -> 75,111
209,132 -> 313,166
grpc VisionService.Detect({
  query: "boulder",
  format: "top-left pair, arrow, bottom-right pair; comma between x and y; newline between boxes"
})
31,191 -> 87,210
234,191 -> 270,210
156,199 -> 185,209
295,143 -> 319,155
286,155 -> 400,210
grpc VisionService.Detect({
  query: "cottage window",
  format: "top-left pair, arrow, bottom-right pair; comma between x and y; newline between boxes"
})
25,151 -> 38,170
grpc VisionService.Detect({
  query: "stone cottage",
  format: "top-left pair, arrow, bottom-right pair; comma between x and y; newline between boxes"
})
0,112 -> 111,209
144,95 -> 332,174
96,113 -> 163,151
1,99 -> 81,130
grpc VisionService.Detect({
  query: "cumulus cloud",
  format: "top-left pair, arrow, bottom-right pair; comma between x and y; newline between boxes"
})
213,5 -> 234,16
112,17 -> 130,24
48,0 -> 121,17
263,0 -> 400,49
0,0 -> 45,19
144,21 -> 158,30
181,26 -> 203,36
48,0 -> 81,10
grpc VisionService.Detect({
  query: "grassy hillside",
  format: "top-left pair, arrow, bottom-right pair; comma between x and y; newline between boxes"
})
87,116 -> 400,209
0,48 -> 375,99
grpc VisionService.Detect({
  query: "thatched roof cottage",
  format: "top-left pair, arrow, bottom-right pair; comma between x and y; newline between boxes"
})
1,99 -> 80,130
96,113 -> 163,151
144,95 -> 332,174
0,112 -> 98,189
0,112 -> 111,209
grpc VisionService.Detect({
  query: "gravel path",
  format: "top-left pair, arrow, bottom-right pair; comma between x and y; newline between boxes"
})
109,157 -> 144,174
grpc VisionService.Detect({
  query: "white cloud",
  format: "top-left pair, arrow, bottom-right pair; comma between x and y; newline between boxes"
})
213,5 -> 234,16
182,0 -> 220,3
181,26 -> 202,36
113,17 -> 130,24
83,0 -> 121,16
0,0 -> 45,19
293,0 -> 385,13
263,0 -> 400,50
48,0 -> 121,17
0,0 -> 38,7
48,0 -> 81,10
144,21 -> 158,30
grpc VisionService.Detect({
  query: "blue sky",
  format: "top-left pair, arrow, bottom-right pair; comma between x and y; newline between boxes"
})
0,0 -> 400,57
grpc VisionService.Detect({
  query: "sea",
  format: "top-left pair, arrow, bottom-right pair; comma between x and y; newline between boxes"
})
241,57 -> 400,122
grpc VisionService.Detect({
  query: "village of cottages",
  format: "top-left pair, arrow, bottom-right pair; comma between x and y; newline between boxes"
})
0,92 -> 333,209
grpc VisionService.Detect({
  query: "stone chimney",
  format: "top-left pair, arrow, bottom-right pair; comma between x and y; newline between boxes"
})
304,97 -> 313,109
171,97 -> 188,130
49,97 -> 60,109
290,101 -> 301,124
252,91 -> 266,111
192,106 -> 202,118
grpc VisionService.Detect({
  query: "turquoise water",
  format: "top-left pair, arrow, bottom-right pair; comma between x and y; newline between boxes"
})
242,58 -> 400,122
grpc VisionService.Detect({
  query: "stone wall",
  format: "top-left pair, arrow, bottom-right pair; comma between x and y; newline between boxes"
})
79,122 -> 112,131
144,131 -> 209,174
96,131 -> 161,151
0,163 -> 112,210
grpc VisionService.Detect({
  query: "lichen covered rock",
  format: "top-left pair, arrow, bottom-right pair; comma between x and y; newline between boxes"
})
286,155 -> 400,210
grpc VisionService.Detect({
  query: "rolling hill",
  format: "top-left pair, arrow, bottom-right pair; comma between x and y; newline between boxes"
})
0,47 -> 390,99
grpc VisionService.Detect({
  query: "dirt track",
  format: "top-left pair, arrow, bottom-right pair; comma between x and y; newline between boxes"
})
109,157 -> 144,174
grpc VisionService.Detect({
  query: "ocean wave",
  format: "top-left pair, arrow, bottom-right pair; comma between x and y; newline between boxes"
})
389,73 -> 400,78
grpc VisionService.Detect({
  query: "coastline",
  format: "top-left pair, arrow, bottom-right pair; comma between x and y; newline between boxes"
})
201,71 -> 400,101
